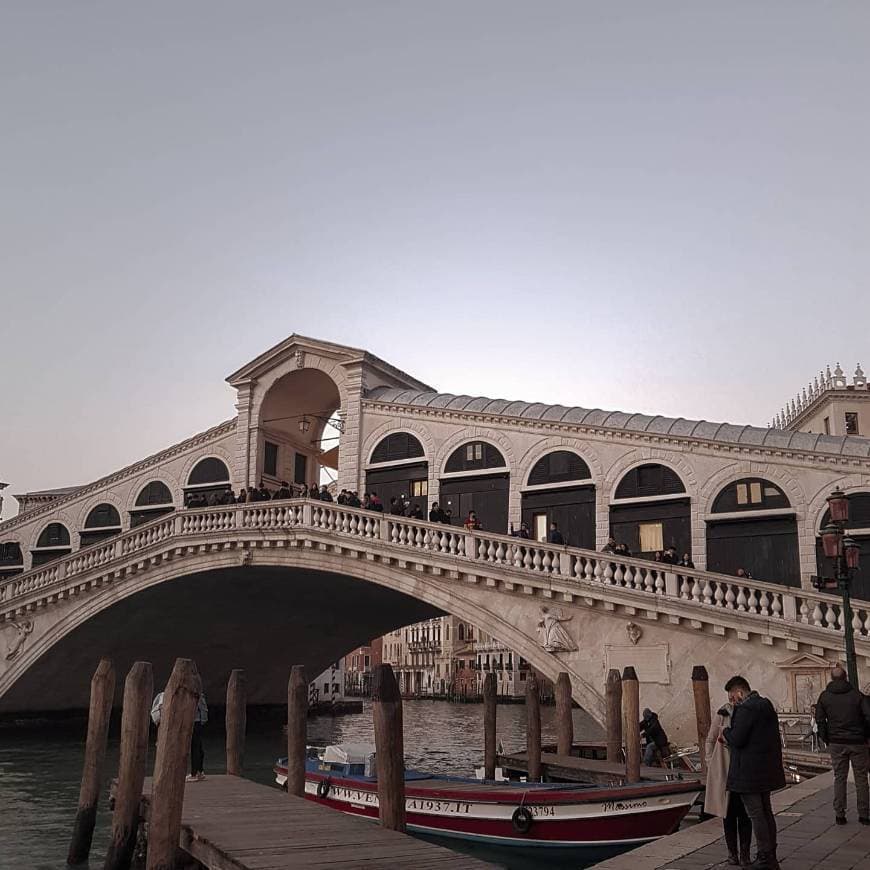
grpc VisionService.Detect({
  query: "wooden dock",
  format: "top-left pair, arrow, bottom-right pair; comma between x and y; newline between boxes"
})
140,775 -> 494,869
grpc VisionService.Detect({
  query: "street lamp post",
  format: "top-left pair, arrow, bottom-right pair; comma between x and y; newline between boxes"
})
816,488 -> 862,688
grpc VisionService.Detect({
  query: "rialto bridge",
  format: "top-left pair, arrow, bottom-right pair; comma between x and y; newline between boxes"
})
2,335 -> 870,738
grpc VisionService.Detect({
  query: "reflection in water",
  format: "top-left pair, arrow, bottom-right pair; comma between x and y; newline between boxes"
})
0,701 -> 605,869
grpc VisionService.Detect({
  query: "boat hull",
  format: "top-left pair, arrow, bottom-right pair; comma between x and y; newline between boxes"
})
276,767 -> 700,848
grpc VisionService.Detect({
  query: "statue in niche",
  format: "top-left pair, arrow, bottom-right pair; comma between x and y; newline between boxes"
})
3,619 -> 34,661
537,607 -> 577,653
626,622 -> 643,645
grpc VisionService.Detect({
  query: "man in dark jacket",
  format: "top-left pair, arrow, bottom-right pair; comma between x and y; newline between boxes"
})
547,522 -> 565,546
639,708 -> 669,766
815,665 -> 870,825
723,676 -> 785,870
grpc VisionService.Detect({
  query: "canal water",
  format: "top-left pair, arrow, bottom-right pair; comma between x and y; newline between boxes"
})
0,700 -> 611,869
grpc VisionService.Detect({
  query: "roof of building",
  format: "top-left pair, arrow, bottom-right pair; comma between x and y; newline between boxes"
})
13,486 -> 82,500
365,387 -> 870,459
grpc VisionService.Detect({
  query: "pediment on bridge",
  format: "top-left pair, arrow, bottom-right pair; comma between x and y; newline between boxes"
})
775,652 -> 832,671
226,333 -> 432,392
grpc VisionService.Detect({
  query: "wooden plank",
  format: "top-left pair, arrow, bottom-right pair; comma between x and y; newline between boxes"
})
141,775 -> 491,869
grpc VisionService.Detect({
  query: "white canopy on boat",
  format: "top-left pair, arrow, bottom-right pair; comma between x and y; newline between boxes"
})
320,743 -> 376,766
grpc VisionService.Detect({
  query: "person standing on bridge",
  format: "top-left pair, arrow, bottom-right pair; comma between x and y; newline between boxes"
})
723,675 -> 785,870
547,521 -> 564,545
814,664 -> 870,826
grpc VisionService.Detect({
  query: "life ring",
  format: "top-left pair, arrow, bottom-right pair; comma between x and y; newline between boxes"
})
317,778 -> 331,798
511,806 -> 533,834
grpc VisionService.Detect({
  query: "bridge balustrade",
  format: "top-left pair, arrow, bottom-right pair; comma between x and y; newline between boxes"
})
2,497 -> 870,645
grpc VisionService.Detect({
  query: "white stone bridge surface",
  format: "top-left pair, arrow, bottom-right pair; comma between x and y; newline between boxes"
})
2,499 -> 868,737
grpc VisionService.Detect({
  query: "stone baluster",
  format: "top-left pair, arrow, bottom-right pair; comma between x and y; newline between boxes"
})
603,563 -> 614,585
758,590 -> 770,616
702,578 -> 713,605
811,601 -> 824,626
542,550 -> 552,572
532,549 -> 542,571
593,560 -> 603,583
736,587 -> 748,612
691,577 -> 702,603
825,604 -> 838,630
746,588 -> 759,614
585,559 -> 595,584
613,564 -> 624,587
654,571 -> 665,595
725,585 -> 736,609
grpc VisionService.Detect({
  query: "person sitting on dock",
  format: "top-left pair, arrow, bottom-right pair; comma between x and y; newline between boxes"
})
814,664 -> 870,826
639,708 -> 669,766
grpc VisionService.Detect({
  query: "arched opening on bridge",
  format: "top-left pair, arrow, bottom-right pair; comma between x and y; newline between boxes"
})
439,441 -> 509,532
815,491 -> 870,599
258,368 -> 342,493
610,464 -> 690,559
130,481 -> 174,528
521,451 -> 595,547
184,458 -> 232,506
80,503 -> 123,547
707,478 -> 799,585
0,541 -> 24,578
365,433 -> 428,515
31,522 -> 72,567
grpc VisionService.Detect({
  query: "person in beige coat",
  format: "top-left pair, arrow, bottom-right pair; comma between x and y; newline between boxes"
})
705,702 -> 753,866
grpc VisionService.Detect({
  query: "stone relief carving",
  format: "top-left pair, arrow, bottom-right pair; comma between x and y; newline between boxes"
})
3,619 -> 34,661
626,622 -> 642,645
536,607 -> 577,653
295,351 -> 306,369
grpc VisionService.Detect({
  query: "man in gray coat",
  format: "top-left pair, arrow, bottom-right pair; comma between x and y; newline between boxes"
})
814,664 -> 870,825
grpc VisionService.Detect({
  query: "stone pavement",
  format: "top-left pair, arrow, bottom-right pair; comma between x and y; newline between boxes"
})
589,771 -> 870,870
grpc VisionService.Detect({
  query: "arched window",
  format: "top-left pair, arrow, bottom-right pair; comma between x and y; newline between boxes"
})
458,624 -> 465,641
36,523 -> 70,549
614,464 -> 686,499
370,433 -> 424,464
84,503 -> 122,528
444,442 -> 506,473
131,480 -> 174,528
32,522 -> 72,567
187,458 -> 231,486
527,451 -> 591,486
712,479 -> 790,513
81,503 -> 123,547
135,481 -> 173,507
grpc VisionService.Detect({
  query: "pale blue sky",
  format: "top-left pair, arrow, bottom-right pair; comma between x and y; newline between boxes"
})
1,2 -> 868,518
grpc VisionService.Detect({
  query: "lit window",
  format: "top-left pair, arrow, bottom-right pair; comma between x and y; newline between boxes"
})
750,482 -> 763,503
736,484 -> 748,505
412,479 -> 428,497
638,522 -> 664,552
845,412 -> 859,435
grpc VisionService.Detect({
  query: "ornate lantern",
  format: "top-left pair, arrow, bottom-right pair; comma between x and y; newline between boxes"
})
827,488 -> 850,524
843,536 -> 861,570
820,523 -> 841,559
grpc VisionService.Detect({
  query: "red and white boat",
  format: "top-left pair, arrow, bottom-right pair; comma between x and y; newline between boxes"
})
274,744 -> 701,849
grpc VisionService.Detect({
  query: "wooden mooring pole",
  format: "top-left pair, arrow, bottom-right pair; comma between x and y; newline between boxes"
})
104,661 -> 153,870
526,671 -> 542,781
622,666 -> 641,783
226,669 -> 247,776
605,668 -> 623,763
555,672 -> 573,756
286,665 -> 308,798
68,657 -> 116,865
372,663 -> 406,831
146,658 -> 201,870
483,671 -> 497,780
692,665 -> 712,775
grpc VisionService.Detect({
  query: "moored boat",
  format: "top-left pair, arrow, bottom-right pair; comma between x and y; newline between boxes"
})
274,743 -> 701,848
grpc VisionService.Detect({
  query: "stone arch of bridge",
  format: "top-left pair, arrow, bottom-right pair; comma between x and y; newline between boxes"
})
0,548 -> 606,722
